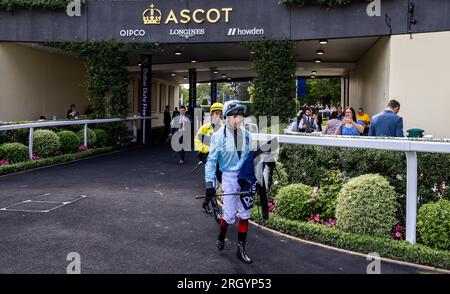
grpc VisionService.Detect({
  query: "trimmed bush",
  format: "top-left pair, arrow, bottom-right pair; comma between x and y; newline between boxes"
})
316,169 -> 345,220
93,128 -> 110,147
336,174 -> 397,237
57,130 -> 80,154
77,128 -> 97,147
0,142 -> 29,163
275,183 -> 315,221
33,129 -> 61,157
418,200 -> 450,251
0,147 -> 114,176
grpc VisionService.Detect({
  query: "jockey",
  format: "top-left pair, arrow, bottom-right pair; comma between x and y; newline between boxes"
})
204,100 -> 256,264
194,102 -> 224,212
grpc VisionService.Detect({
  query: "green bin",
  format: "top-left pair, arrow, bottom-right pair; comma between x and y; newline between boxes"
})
407,128 -> 424,138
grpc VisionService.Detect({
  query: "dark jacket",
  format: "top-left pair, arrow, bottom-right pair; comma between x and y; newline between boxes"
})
369,109 -> 404,137
163,110 -> 171,125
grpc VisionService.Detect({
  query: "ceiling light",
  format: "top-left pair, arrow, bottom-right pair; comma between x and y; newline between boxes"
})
314,59 -> 321,63
174,50 -> 182,56
221,74 -> 227,78
227,77 -> 231,81
319,39 -> 328,45
191,59 -> 197,63
138,63 -> 142,66
312,71 -> 317,75
183,76 -> 188,80
316,49 -> 325,55
171,73 -> 176,77
310,75 -> 316,79
250,51 -> 255,54
213,71 -> 219,74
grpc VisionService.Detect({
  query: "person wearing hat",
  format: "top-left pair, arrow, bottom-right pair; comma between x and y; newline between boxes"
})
194,102 -> 224,213
204,100 -> 256,264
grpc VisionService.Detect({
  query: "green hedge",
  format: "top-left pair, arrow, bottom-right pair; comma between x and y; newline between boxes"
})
242,40 -> 297,123
252,212 -> 450,270
33,129 -> 61,157
268,162 -> 290,200
57,130 -> 80,154
0,123 -> 30,145
417,200 -> 450,251
0,142 -> 29,164
316,169 -> 343,219
278,144 -> 450,224
0,0 -> 70,11
0,147 -> 114,176
336,174 -> 398,237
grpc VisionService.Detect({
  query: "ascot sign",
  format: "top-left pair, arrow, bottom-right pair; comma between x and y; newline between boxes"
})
143,4 -> 233,25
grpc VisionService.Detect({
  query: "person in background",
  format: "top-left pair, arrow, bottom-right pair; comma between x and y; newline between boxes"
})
324,105 -> 331,119
335,106 -> 364,136
356,107 -> 371,136
171,105 -> 191,164
336,106 -> 343,120
172,107 -> 180,119
67,104 -> 79,119
323,111 -> 340,135
313,107 -> 323,132
369,99 -> 404,137
194,103 -> 224,213
163,105 -> 171,139
297,107 -> 319,133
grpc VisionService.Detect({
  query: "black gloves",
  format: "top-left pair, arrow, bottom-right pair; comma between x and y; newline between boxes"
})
205,182 -> 216,201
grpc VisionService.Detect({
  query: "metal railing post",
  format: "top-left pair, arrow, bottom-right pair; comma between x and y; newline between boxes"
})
28,127 -> 34,160
84,123 -> 88,147
405,151 -> 418,244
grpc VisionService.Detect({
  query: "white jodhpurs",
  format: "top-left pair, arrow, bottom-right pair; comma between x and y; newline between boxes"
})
221,171 -> 251,225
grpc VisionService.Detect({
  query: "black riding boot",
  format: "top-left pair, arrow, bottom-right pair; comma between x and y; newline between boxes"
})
236,229 -> 252,264
216,219 -> 228,251
236,240 -> 252,264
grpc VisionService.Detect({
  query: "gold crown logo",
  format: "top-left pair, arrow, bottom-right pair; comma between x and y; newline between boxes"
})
143,4 -> 162,25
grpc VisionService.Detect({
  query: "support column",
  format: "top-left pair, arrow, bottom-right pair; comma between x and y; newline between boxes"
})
210,80 -> 218,103
188,69 -> 197,149
140,54 -> 152,145
188,69 -> 197,113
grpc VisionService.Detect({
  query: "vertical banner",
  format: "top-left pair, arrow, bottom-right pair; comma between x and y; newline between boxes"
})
188,69 -> 197,148
141,54 -> 152,144
188,69 -> 197,112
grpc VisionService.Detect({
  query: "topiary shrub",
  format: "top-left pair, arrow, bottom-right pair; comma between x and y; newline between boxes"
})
316,169 -> 345,220
0,142 -> 29,163
275,183 -> 315,221
93,128 -> 109,147
77,128 -> 97,147
57,130 -> 80,154
336,174 -> 397,237
417,200 -> 450,250
33,129 -> 61,157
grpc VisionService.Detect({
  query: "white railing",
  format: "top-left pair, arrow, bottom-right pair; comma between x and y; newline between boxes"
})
0,116 -> 152,159
251,132 -> 450,244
